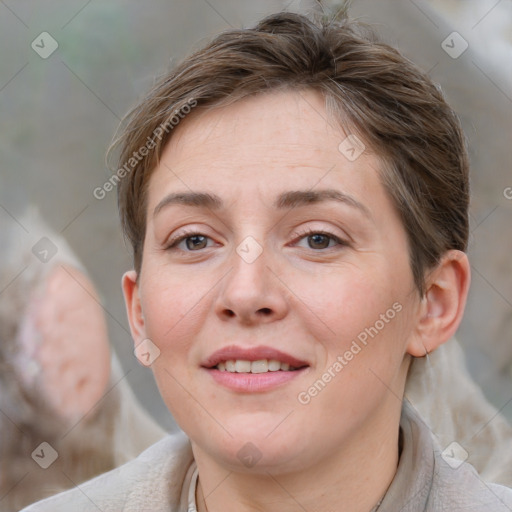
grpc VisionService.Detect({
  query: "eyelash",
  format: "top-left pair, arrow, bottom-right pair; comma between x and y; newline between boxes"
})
166,227 -> 348,252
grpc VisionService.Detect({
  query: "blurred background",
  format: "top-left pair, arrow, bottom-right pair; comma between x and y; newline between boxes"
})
1,0 -> 511,432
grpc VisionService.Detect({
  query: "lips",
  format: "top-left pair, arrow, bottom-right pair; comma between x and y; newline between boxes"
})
202,345 -> 310,392
202,345 -> 309,370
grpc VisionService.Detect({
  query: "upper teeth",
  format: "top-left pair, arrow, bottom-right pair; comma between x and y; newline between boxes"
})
216,359 -> 295,373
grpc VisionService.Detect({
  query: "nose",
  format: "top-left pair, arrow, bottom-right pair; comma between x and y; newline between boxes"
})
214,237 -> 289,326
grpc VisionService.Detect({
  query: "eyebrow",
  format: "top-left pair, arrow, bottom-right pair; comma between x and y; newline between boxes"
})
153,189 -> 371,218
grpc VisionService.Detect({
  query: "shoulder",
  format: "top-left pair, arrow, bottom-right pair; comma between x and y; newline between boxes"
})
394,400 -> 512,511
20,431 -> 193,512
427,441 -> 512,511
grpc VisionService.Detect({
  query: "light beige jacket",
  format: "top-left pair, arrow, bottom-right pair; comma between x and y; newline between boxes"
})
20,392 -> 512,511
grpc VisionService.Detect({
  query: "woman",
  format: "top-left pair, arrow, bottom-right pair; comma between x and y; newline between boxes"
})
22,10 -> 512,512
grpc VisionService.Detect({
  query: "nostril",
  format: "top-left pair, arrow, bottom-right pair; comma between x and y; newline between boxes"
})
258,308 -> 272,315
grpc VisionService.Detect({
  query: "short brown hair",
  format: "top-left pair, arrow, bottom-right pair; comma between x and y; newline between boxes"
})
110,10 -> 469,296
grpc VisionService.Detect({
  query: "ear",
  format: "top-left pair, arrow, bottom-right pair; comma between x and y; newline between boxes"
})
407,250 -> 471,357
17,264 -> 111,424
122,270 -> 146,345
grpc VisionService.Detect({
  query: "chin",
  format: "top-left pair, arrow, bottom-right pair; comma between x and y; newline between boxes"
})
193,420 -> 311,473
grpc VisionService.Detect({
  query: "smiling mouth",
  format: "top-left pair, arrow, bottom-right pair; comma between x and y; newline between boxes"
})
215,359 -> 304,373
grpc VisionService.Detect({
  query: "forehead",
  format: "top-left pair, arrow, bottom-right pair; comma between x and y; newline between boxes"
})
146,89 -> 385,213
161,90 -> 347,164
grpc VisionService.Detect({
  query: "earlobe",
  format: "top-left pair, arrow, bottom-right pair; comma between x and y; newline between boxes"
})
407,250 -> 471,357
122,270 -> 146,343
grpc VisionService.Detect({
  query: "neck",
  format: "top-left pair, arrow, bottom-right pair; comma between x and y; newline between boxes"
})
193,399 -> 402,512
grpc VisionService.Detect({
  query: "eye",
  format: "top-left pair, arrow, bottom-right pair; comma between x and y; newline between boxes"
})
292,228 -> 348,250
166,228 -> 348,253
166,230 -> 215,252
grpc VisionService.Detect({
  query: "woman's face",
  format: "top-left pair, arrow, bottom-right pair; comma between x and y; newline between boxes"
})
127,89 -> 423,473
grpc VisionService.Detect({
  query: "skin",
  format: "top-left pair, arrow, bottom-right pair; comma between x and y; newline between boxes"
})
123,89 -> 470,512
1,263 -> 115,511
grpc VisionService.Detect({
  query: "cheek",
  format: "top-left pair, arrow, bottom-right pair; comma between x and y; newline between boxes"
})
151,365 -> 205,436
293,260 -> 411,383
140,267 -> 211,353
290,262 -> 396,339
140,271 -> 207,427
